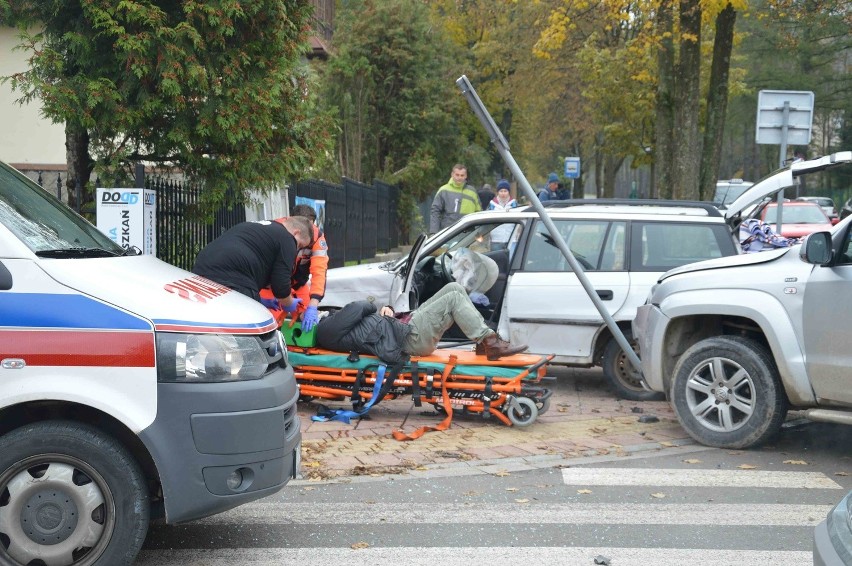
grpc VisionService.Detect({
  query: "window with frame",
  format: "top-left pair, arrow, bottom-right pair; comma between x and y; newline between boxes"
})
523,220 -> 626,272
633,222 -> 730,271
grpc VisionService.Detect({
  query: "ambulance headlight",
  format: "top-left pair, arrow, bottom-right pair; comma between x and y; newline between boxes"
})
157,333 -> 268,382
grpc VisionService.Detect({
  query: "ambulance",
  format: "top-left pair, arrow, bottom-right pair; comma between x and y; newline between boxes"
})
0,161 -> 301,565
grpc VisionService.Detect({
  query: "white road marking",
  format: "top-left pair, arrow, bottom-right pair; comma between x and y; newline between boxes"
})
561,467 -> 843,489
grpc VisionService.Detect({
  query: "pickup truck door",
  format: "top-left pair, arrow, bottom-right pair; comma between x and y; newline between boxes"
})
506,219 -> 629,360
802,227 -> 852,405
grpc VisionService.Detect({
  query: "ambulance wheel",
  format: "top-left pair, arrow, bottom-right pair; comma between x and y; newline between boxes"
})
506,397 -> 539,427
0,421 -> 149,566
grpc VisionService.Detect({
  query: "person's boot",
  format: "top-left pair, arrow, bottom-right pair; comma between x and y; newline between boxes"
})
475,332 -> 528,360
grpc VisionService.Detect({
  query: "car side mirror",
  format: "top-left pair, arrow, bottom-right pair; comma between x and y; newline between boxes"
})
799,231 -> 833,265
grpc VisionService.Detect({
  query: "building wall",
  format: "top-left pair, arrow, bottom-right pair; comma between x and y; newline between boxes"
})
0,27 -> 67,166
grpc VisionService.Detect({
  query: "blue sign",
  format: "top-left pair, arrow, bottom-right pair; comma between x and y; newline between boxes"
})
564,157 -> 581,179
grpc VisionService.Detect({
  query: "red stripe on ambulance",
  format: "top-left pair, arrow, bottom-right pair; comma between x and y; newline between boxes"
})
0,330 -> 155,367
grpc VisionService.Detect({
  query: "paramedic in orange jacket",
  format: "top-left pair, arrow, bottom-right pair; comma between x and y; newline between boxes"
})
274,204 -> 328,332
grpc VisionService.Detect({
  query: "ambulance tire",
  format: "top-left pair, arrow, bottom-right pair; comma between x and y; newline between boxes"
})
601,330 -> 665,402
506,397 -> 539,427
0,421 -> 149,566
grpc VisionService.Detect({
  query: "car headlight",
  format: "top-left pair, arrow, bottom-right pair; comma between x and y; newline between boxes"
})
156,333 -> 268,382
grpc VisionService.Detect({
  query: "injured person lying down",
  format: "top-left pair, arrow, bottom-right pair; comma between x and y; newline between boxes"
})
315,279 -> 527,366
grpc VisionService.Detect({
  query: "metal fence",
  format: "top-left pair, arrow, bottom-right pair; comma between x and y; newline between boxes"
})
290,178 -> 399,268
148,176 -> 245,271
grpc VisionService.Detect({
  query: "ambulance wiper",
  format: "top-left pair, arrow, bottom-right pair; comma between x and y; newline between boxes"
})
36,247 -> 120,258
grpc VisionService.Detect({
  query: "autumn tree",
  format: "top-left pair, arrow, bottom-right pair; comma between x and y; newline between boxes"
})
319,0 -> 463,237
1,0 -> 330,214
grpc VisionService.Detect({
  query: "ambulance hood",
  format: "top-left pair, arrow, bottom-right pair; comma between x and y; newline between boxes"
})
38,255 -> 277,334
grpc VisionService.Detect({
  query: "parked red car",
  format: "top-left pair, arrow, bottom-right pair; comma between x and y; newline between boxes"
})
760,201 -> 833,239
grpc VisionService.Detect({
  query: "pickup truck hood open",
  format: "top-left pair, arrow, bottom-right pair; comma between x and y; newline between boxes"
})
660,246 -> 791,282
38,255 -> 277,333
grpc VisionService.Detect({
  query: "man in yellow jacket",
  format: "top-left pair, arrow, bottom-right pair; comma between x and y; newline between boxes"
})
429,163 -> 481,234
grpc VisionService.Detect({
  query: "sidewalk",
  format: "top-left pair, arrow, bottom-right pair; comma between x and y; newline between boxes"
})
297,365 -> 693,481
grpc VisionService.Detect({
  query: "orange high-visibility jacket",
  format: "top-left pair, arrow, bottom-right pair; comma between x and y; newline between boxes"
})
274,218 -> 328,308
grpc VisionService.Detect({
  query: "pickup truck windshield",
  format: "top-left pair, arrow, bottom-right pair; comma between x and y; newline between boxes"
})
0,162 -> 124,255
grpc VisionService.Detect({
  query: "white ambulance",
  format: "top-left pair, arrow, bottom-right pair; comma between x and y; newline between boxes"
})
0,161 -> 301,565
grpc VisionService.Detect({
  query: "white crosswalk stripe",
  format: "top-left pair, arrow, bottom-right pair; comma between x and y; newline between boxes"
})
135,466 -> 837,566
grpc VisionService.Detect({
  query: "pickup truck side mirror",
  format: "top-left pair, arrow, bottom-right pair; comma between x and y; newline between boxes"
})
799,231 -> 833,265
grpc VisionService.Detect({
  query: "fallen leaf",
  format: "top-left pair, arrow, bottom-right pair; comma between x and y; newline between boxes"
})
463,490 -> 481,497
304,461 -> 321,468
727,450 -> 744,455
590,426 -> 608,433
506,487 -> 519,492
558,407 -> 569,413
650,492 -> 666,499
494,471 -> 511,477
683,459 -> 702,464
783,459 -> 808,465
659,441 -> 674,447
415,466 -> 429,471
738,464 -> 758,469
577,489 -> 593,494
351,542 -> 370,549
514,498 -> 530,503
835,471 -> 850,477
301,486 -> 316,491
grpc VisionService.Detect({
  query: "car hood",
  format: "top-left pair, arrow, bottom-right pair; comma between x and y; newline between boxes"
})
323,260 -> 398,306
659,246 -> 792,282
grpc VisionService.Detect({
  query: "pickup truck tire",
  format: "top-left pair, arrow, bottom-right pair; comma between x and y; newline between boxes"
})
0,421 -> 149,566
602,330 -> 665,402
670,336 -> 788,449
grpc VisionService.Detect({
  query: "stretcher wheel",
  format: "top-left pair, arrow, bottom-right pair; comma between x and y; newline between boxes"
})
536,398 -> 551,415
506,397 -> 538,427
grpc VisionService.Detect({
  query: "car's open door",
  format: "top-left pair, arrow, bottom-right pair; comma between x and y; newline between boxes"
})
388,233 -> 427,312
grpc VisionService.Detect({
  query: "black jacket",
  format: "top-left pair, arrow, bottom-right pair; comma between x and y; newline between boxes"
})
192,221 -> 297,300
316,301 -> 410,366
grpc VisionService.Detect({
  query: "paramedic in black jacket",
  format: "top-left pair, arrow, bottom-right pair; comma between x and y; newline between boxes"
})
192,217 -> 314,310
316,282 -> 527,363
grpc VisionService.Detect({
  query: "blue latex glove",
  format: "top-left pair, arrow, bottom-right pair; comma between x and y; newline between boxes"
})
301,305 -> 319,332
259,297 -> 281,311
281,297 -> 302,313
469,291 -> 490,307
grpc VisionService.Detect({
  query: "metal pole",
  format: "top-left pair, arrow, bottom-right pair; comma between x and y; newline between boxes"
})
455,75 -> 643,376
776,101 -> 790,235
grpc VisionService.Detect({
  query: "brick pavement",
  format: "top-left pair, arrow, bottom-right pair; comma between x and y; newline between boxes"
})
297,365 -> 693,481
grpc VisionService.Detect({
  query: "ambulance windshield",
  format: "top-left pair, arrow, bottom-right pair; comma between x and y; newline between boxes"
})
0,162 -> 124,255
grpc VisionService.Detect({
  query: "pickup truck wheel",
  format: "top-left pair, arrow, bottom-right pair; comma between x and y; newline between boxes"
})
602,331 -> 665,402
671,337 -> 788,449
0,421 -> 149,566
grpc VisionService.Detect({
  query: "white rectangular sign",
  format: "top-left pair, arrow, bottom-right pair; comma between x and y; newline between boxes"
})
755,90 -> 814,145
96,188 -> 157,255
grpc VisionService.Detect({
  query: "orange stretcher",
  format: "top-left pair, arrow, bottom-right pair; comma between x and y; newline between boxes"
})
287,344 -> 554,441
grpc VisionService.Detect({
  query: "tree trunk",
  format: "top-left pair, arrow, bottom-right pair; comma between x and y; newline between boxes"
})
603,155 -> 625,198
65,123 -> 94,213
654,0 -> 675,199
699,4 -> 737,201
671,0 -> 702,200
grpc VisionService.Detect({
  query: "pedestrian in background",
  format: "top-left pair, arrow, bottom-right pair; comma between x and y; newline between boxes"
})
537,172 -> 568,202
486,179 -> 517,251
477,183 -> 495,211
430,163 -> 481,234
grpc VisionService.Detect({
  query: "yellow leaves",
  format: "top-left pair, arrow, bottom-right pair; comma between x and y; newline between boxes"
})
577,489 -> 593,494
351,541 -> 370,550
783,460 -> 808,466
738,464 -> 758,469
682,458 -> 702,464
515,498 -> 531,504
650,492 -> 666,499
494,470 -> 511,477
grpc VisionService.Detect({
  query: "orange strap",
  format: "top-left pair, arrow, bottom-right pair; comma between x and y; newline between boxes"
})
392,356 -> 457,441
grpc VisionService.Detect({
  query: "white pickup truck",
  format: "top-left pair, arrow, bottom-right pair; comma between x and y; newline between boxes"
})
634,151 -> 852,449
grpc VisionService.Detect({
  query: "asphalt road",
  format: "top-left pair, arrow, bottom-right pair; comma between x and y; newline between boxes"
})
136,418 -> 852,565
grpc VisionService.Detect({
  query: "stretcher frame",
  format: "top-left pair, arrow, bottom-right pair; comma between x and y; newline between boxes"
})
288,346 -> 554,440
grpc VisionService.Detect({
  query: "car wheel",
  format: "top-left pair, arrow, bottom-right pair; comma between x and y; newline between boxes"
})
601,330 -> 665,402
670,336 -> 788,449
0,421 -> 149,566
